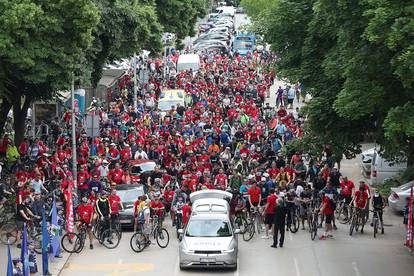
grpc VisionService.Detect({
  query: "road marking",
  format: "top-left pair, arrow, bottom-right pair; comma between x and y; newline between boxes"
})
234,257 -> 240,276
294,257 -> 302,276
64,263 -> 154,272
352,261 -> 362,276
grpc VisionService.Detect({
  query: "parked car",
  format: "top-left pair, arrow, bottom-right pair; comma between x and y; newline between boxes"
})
370,152 -> 407,186
179,190 -> 239,270
128,160 -> 156,184
361,147 -> 375,177
388,181 -> 414,212
117,184 -> 146,227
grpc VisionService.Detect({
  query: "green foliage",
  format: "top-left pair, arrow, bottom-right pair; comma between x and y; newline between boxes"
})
246,0 -> 414,164
155,0 -> 207,40
86,0 -> 163,87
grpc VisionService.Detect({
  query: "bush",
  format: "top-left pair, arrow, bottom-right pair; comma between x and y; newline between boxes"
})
378,166 -> 414,197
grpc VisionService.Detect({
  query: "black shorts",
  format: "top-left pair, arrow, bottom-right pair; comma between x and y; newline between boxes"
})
325,214 -> 333,224
287,99 -> 294,104
344,195 -> 352,205
264,214 -> 274,225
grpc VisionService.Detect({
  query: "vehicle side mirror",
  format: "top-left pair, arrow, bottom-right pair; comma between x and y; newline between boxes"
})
234,229 -> 241,234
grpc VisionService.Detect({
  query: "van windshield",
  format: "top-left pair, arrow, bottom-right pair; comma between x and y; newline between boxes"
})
185,219 -> 232,237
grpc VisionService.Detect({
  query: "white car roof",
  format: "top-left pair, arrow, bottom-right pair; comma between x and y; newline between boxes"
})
190,189 -> 233,202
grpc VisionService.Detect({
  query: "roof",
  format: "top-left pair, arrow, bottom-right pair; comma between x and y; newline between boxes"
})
190,189 -> 233,203
98,69 -> 126,88
177,54 -> 200,64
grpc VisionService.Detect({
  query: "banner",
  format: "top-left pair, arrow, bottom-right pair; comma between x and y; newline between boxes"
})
405,186 -> 413,250
66,184 -> 75,234
41,208 -> 49,275
50,198 -> 61,260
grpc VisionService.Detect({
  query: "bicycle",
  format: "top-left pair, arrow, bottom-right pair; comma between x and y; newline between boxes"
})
234,208 -> 248,234
349,207 -> 366,236
370,209 -> 383,238
130,214 -> 169,253
174,205 -> 183,239
286,205 -> 300,233
336,198 -> 352,224
310,210 -> 319,241
242,206 -> 261,242
0,200 -> 18,245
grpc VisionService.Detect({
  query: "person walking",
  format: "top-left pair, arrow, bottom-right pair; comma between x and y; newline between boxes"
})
271,198 -> 287,248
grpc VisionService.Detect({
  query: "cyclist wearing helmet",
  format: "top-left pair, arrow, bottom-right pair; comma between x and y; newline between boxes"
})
171,189 -> 187,226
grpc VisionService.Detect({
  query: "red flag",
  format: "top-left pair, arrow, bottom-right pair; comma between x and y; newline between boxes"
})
405,186 -> 413,250
66,184 -> 75,234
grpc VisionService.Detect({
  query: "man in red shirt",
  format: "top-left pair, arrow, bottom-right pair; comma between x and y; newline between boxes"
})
319,191 -> 334,240
262,188 -> 277,239
214,169 -> 228,190
108,188 -> 123,229
77,197 -> 95,249
182,202 -> 192,226
351,184 -> 369,233
150,194 -> 165,227
248,181 -> 262,210
108,163 -> 124,185
340,177 -> 355,206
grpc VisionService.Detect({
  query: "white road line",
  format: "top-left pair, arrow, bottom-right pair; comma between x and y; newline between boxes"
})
352,261 -> 362,276
294,257 -> 302,276
234,257 -> 240,276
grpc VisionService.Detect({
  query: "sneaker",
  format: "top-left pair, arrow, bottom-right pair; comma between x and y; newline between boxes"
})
381,229 -> 384,234
172,221 -> 175,227
270,244 -> 277,248
333,225 -> 337,230
261,235 -> 269,239
370,222 -> 373,227
90,244 -> 93,250
327,234 -> 334,238
361,229 -> 364,234
319,235 -> 327,240
279,244 -> 283,248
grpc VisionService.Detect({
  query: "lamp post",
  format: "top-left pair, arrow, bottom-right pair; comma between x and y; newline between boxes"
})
71,76 -> 78,190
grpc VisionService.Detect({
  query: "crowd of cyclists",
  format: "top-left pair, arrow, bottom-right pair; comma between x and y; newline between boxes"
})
0,44 -> 388,271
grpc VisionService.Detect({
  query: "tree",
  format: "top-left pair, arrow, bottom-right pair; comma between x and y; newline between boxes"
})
155,0 -> 207,41
0,0 -> 99,144
86,0 -> 163,88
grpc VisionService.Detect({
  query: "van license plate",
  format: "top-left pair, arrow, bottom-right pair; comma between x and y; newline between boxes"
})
200,258 -> 215,263
120,219 -> 130,224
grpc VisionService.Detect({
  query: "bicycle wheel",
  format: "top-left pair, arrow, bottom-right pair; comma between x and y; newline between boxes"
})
61,232 -> 81,253
33,233 -> 43,254
0,223 -> 18,245
92,222 -> 101,240
235,216 -> 248,234
156,228 -> 169,248
130,232 -> 146,253
338,207 -> 351,224
373,218 -> 378,238
311,221 -> 317,240
101,229 -> 120,249
242,223 -> 255,242
349,216 -> 356,236
289,215 -> 300,233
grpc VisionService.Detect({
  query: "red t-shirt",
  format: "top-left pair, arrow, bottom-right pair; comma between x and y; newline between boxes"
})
163,191 -> 175,204
182,204 -> 192,225
354,190 -> 368,208
266,194 -> 278,214
108,194 -> 121,214
77,204 -> 94,223
340,180 -> 355,196
248,187 -> 261,203
108,169 -> 123,185
150,201 -> 164,217
322,196 -> 334,215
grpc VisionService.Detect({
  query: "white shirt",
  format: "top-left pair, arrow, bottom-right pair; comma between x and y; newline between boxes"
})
134,150 -> 148,160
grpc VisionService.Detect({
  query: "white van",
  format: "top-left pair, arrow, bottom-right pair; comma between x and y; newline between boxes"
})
176,54 -> 200,74
370,151 -> 407,186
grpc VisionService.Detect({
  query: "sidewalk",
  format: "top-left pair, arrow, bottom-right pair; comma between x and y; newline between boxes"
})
0,243 -> 71,275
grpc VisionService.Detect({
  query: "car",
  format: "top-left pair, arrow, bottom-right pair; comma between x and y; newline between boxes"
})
199,23 -> 214,33
361,147 -> 375,177
128,160 -> 156,184
388,181 -> 414,212
370,151 -> 407,186
179,190 -> 239,270
117,184 -> 146,227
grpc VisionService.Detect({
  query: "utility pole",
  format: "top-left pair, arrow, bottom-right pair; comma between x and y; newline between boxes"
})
71,76 -> 78,190
133,53 -> 138,109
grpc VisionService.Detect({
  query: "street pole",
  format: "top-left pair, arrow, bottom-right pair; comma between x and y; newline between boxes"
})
71,76 -> 78,190
133,53 -> 138,109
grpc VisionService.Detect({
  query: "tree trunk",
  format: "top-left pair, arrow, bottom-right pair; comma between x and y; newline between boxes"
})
12,92 -> 31,147
0,99 -> 12,137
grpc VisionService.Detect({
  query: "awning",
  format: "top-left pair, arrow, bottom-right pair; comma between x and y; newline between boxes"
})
98,69 -> 126,88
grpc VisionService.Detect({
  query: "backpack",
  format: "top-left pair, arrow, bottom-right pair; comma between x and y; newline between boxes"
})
137,207 -> 148,224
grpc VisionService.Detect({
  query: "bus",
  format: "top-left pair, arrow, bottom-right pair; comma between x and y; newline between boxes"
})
232,33 -> 256,56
